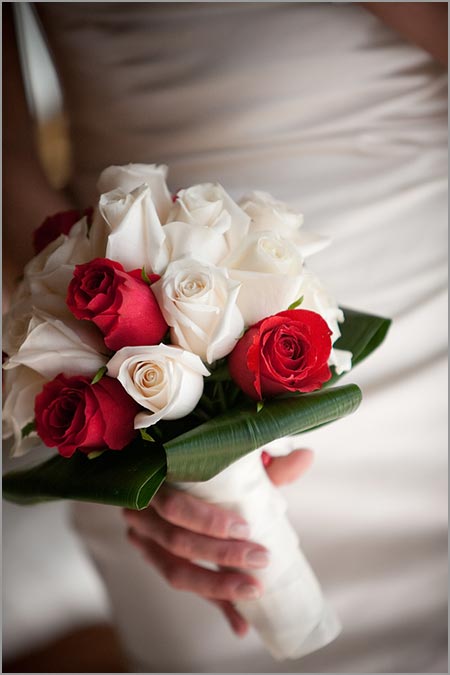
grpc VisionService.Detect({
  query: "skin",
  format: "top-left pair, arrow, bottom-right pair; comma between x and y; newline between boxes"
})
3,1 -> 446,636
361,3 -> 448,68
124,448 -> 314,635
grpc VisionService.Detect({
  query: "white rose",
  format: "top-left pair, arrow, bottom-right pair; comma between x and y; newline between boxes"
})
97,163 -> 172,224
162,220 -> 229,267
168,183 -> 250,258
225,231 -> 305,327
99,184 -> 169,274
2,366 -> 47,457
300,269 -> 352,374
152,259 -> 244,363
240,190 -> 329,257
87,206 -> 109,259
107,345 -> 209,428
226,231 -> 304,276
3,221 -> 92,357
3,310 -> 108,379
3,295 -> 35,358
23,219 -> 92,313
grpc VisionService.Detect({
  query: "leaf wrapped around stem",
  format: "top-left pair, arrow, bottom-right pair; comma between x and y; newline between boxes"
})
2,307 -> 390,508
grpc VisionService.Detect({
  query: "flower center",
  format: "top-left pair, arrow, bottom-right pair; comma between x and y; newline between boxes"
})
259,236 -> 288,261
177,273 -> 210,299
133,361 -> 165,394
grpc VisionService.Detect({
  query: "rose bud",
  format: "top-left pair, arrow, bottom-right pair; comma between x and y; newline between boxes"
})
228,309 -> 332,400
33,207 -> 93,254
34,374 -> 140,457
67,258 -> 168,351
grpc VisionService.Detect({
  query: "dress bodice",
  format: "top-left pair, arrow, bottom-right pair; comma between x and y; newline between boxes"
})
25,5 -> 448,672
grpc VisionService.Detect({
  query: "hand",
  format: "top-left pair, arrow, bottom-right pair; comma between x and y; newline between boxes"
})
123,448 -> 313,637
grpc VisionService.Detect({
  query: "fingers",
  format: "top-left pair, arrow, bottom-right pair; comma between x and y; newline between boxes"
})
145,484 -> 250,540
127,530 -> 263,602
264,448 -> 314,486
124,507 -> 270,569
211,599 -> 249,637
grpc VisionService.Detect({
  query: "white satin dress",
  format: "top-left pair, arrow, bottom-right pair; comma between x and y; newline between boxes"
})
31,3 -> 448,672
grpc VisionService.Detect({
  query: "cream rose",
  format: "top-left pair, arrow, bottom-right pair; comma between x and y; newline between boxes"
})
3,221 -> 92,357
240,190 -> 329,258
162,220 -> 229,267
2,366 -> 48,457
3,295 -> 34,358
99,184 -> 169,274
225,231 -> 305,327
23,219 -> 91,314
152,259 -> 244,363
97,163 -> 172,224
168,183 -> 250,257
3,310 -> 108,379
107,345 -> 209,428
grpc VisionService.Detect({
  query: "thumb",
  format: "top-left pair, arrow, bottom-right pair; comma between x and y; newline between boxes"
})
263,448 -> 314,486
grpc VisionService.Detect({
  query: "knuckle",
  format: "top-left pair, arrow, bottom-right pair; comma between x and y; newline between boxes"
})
157,492 -> 182,522
165,529 -> 191,559
216,543 -> 239,567
204,511 -> 228,538
207,574 -> 235,600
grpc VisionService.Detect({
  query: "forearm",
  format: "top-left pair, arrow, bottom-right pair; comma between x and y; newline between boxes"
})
2,4 -> 74,307
361,2 -> 448,67
3,151 -> 74,284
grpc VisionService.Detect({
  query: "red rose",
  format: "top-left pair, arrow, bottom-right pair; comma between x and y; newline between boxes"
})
67,258 -> 168,351
228,309 -> 332,400
33,207 -> 93,254
34,374 -> 140,457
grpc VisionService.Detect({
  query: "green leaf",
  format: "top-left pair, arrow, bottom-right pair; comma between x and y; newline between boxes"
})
140,428 -> 155,443
207,362 -> 231,382
21,421 -> 36,439
87,450 -> 106,460
164,384 -> 362,481
256,401 -> 265,413
338,307 -> 391,367
3,440 -> 167,510
141,266 -> 152,284
2,307 -> 390,508
288,296 -> 304,310
91,366 -> 107,385
328,307 -> 392,385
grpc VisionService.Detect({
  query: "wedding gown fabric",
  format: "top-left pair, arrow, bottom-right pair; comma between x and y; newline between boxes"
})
33,3 -> 447,672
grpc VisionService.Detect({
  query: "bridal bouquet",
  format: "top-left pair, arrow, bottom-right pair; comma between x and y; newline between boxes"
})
3,164 -> 390,659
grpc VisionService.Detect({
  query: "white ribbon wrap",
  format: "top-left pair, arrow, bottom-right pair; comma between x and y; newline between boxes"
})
175,444 -> 341,660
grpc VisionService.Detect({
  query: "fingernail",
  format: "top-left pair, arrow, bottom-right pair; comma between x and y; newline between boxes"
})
229,522 -> 251,539
261,451 -> 273,467
246,549 -> 270,568
236,584 -> 262,600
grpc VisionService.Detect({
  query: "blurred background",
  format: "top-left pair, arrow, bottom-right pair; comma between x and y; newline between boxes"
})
3,4 -> 126,672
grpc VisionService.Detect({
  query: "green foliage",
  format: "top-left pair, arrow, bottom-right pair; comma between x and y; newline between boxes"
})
91,366 -> 107,385
3,308 -> 390,509
287,296 -> 304,310
21,421 -> 36,439
3,440 -> 167,510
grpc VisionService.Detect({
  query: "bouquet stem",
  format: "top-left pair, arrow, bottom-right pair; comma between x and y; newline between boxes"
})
175,448 -> 341,660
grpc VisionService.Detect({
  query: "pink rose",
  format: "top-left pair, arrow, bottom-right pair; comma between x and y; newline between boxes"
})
67,258 -> 168,351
